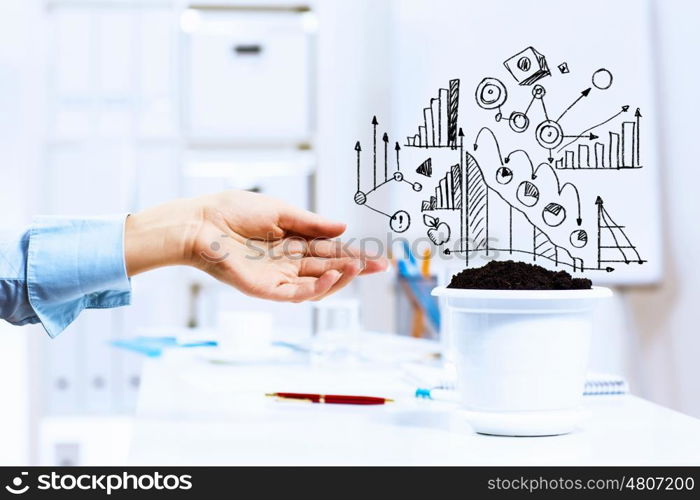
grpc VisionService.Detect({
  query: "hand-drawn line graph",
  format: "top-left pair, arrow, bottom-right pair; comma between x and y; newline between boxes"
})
464,130 -> 645,272
444,151 -> 587,272
596,196 -> 644,266
405,79 -> 460,148
353,116 -> 422,233
352,47 -> 649,273
555,107 -> 642,169
443,151 -> 645,272
476,48 -> 642,168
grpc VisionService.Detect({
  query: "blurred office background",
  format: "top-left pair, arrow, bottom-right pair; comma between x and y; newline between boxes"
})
0,0 -> 698,465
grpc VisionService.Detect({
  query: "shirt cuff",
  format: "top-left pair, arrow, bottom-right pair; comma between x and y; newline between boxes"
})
27,215 -> 132,338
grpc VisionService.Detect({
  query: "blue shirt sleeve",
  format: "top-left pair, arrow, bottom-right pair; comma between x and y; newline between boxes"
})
0,215 -> 131,338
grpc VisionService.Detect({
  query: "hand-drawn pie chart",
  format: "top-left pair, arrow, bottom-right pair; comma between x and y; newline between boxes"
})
496,166 -> 513,184
516,181 -> 540,207
570,229 -> 588,248
543,203 -> 566,226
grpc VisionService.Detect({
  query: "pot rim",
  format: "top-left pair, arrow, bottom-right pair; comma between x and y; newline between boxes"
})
431,285 -> 612,301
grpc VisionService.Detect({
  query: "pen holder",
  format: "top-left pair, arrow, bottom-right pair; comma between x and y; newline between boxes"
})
432,286 -> 612,436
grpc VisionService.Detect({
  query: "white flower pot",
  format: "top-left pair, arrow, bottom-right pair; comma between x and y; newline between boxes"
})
431,286 -> 612,436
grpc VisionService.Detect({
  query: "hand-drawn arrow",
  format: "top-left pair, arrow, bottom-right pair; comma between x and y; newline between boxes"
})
556,87 -> 591,122
557,105 -> 629,153
595,196 -> 604,268
371,116 -> 378,188
531,162 -> 583,225
395,142 -> 401,171
459,127 -> 465,249
504,149 -> 535,177
355,141 -> 361,191
382,132 -> 388,182
635,107 -> 642,166
532,161 -> 549,179
560,182 -> 582,225
563,132 -> 599,140
473,127 -> 504,164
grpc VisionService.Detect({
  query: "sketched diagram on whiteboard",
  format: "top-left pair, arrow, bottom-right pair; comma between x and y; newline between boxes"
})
352,46 -> 647,273
353,116 -> 423,233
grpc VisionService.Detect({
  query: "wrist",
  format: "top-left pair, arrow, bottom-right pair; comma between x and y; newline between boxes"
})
124,200 -> 203,276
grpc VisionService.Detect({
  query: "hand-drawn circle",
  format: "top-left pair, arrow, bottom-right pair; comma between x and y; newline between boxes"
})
495,112 -> 503,122
592,68 -> 613,90
412,182 -> 422,192
516,181 -> 540,207
570,229 -> 588,248
354,191 -> 367,205
475,78 -> 507,110
509,111 -> 530,133
535,120 -> 564,149
496,166 -> 513,184
393,171 -> 404,182
532,84 -> 546,99
390,210 -> 411,233
543,203 -> 566,227
517,56 -> 532,72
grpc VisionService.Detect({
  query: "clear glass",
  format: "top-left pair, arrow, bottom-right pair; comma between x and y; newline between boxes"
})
310,299 -> 361,365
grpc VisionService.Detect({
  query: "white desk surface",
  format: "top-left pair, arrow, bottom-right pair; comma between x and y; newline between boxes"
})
128,333 -> 700,466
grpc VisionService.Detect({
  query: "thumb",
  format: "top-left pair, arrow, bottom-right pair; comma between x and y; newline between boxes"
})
278,206 -> 346,238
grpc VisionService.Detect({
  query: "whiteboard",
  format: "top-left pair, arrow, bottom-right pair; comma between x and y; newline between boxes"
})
380,0 -> 662,285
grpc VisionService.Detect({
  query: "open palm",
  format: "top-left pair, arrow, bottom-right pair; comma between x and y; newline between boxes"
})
189,191 -> 387,302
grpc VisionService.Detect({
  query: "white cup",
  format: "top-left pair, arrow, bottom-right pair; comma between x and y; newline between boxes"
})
216,310 -> 273,358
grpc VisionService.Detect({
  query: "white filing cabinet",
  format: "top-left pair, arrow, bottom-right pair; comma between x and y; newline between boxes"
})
184,9 -> 313,142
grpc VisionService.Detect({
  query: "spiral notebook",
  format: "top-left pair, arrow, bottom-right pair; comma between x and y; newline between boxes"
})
583,373 -> 629,396
405,365 -> 629,398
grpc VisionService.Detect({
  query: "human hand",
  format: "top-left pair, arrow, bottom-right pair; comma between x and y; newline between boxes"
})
124,190 -> 388,302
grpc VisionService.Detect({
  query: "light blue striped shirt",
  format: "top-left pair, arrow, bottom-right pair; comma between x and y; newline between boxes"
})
0,215 -> 131,337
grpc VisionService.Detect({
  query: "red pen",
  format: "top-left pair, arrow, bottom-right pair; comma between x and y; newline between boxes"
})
265,392 -> 394,405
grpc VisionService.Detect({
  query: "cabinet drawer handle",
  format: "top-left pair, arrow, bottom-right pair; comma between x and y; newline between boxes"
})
233,44 -> 262,55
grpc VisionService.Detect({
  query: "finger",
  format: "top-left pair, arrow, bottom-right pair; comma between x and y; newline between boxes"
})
359,257 -> 389,275
278,206 -> 346,239
307,240 -> 389,275
313,260 -> 363,301
273,270 -> 341,303
298,256 -> 361,277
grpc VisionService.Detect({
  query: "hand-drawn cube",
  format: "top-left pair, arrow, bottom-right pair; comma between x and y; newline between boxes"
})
503,47 -> 551,86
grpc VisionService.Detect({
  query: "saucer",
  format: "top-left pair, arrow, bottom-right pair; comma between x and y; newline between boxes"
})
459,408 -> 590,436
198,345 -> 301,365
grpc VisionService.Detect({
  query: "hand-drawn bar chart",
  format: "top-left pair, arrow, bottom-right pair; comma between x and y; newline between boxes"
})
406,79 -> 460,148
421,164 -> 462,211
555,108 -> 642,170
